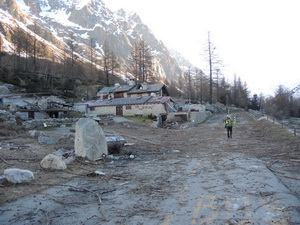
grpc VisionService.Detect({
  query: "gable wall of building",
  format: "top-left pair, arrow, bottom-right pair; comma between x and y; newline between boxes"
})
123,103 -> 166,116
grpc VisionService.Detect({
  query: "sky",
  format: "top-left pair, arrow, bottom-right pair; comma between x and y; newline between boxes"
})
104,0 -> 300,96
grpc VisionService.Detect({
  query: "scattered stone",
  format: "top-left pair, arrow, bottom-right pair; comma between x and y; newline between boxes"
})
75,118 -> 108,161
58,134 -> 75,148
87,170 -> 106,177
171,150 -> 181,153
38,136 -> 58,145
29,130 -> 43,137
52,148 -> 75,165
40,154 -> 67,170
4,168 -> 34,184
0,175 -> 6,185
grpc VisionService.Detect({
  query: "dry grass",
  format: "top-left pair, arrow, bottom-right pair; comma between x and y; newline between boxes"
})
0,121 -> 26,137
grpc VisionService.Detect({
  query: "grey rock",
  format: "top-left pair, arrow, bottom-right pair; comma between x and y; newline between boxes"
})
4,168 -> 34,184
40,154 -> 67,170
75,118 -> 108,161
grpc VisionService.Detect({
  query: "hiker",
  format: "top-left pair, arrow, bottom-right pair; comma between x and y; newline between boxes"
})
225,115 -> 234,138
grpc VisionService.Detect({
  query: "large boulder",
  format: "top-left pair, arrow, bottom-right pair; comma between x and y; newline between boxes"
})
190,111 -> 208,124
40,154 -> 67,170
4,168 -> 34,184
75,118 -> 108,161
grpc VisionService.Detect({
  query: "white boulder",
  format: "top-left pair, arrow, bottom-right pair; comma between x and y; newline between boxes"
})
40,154 -> 67,170
4,168 -> 34,184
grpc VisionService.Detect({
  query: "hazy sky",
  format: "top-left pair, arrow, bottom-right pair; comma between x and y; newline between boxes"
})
105,0 -> 300,96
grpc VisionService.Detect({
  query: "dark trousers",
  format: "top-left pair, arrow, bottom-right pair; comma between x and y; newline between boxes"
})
227,126 -> 232,138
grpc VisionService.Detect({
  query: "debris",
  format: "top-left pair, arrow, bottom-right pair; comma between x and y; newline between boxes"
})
125,143 -> 135,146
106,136 -> 125,154
119,181 -> 130,186
67,186 -> 102,205
4,168 -> 34,184
28,130 -> 43,137
121,134 -> 159,145
38,135 -> 58,145
87,170 -> 106,177
94,170 -> 106,176
171,150 -> 181,153
52,149 -> 75,165
0,157 -> 14,165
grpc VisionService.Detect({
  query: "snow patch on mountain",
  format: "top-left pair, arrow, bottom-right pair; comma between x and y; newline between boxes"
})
1,0 -> 195,82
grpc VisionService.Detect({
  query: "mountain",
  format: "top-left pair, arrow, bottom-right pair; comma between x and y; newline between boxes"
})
0,0 -> 189,87
169,49 -> 193,71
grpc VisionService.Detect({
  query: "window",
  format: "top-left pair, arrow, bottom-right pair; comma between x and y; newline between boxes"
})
126,105 -> 132,110
28,111 -> 34,119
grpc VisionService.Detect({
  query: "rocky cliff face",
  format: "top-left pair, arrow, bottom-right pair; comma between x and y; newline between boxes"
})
0,0 -> 191,82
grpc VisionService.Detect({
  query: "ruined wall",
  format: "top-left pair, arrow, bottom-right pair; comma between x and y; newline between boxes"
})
92,106 -> 116,116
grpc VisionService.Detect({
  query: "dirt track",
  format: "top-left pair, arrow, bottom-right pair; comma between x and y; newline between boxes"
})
0,112 -> 300,224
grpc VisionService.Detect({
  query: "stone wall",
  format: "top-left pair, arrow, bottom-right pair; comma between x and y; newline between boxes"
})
92,106 -> 116,116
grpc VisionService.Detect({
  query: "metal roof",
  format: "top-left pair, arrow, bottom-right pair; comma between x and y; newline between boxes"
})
75,95 -> 174,107
98,83 -> 165,95
128,83 -> 164,94
98,85 -> 135,94
146,96 -> 172,104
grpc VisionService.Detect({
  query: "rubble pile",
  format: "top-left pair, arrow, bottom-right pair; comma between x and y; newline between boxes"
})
23,118 -> 79,129
94,114 -> 115,125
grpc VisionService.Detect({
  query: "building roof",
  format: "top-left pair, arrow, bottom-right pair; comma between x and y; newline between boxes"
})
128,83 -> 165,94
147,96 -> 172,104
75,95 -> 173,107
89,96 -> 153,107
98,85 -> 135,94
98,83 -> 166,95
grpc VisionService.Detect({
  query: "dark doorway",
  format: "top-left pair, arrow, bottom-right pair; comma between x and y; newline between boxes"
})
116,105 -> 123,116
